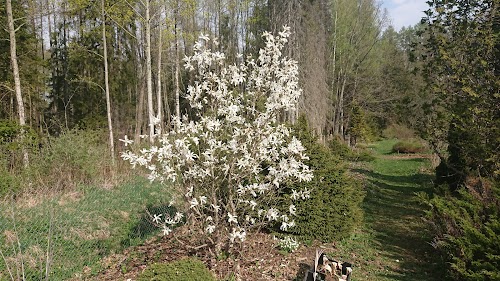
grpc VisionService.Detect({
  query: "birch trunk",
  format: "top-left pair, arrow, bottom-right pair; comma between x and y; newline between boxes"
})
156,22 -> 163,135
102,0 -> 115,165
174,0 -> 180,128
146,0 -> 154,141
6,0 -> 29,167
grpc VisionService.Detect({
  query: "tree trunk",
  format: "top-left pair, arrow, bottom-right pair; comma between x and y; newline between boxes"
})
156,20 -> 163,135
135,80 -> 145,142
146,0 -> 154,141
102,0 -> 115,166
174,0 -> 181,128
6,0 -> 29,167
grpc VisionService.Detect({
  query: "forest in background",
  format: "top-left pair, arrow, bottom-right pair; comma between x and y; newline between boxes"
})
1,0 -> 499,280
0,0 -> 420,153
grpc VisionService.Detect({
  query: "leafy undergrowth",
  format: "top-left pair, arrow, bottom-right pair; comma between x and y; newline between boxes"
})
334,139 -> 445,281
0,178 -> 172,280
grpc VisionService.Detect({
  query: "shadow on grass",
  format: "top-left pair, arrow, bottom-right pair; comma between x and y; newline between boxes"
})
353,168 -> 433,194
121,204 -> 178,248
356,161 -> 445,281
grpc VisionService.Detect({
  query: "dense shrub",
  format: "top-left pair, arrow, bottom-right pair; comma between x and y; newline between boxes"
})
137,258 -> 216,281
382,123 -> 416,140
347,103 -> 379,145
23,129 -> 112,191
328,138 -> 375,162
0,167 -> 19,197
392,140 -> 426,154
0,120 -> 37,196
422,180 -> 500,280
0,120 -> 39,169
328,137 -> 353,159
275,116 -> 364,242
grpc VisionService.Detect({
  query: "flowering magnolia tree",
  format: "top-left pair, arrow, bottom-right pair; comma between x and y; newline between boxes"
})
121,26 -> 313,252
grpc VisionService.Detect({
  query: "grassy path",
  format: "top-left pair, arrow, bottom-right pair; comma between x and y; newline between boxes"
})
334,140 -> 444,281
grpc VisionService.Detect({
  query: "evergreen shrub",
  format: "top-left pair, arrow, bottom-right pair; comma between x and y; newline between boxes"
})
328,138 -> 375,162
275,116 -> 364,242
137,258 -> 216,281
327,137 -> 352,159
423,180 -> 500,280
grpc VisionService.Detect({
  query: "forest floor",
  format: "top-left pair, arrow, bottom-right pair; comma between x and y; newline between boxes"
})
91,139 -> 446,281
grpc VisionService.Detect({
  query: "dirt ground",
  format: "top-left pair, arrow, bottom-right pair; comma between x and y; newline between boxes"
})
91,225 -> 333,281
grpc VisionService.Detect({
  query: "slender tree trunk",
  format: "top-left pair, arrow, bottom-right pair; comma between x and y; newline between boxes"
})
6,0 -> 29,167
339,73 -> 347,138
46,0 -> 51,47
174,0 -> 181,127
102,0 -> 115,165
331,8 -> 338,135
135,80 -> 145,142
146,0 -> 154,140
156,21 -> 163,135
134,25 -> 145,142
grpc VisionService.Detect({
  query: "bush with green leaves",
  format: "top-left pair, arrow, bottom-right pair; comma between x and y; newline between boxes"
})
24,129 -> 112,191
422,181 -> 500,280
418,1 -> 500,278
391,140 -> 426,154
275,116 -> 364,242
137,258 -> 216,281
382,123 -> 416,140
328,137 -> 375,162
347,103 -> 378,145
0,120 -> 37,196
0,165 -> 19,197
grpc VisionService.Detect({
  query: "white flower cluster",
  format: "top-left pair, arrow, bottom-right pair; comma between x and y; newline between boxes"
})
152,212 -> 184,236
277,236 -> 300,253
121,26 -> 312,245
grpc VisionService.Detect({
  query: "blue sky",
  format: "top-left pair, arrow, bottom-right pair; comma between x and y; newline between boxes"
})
380,0 -> 429,30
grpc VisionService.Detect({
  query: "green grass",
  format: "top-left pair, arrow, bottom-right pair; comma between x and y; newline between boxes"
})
0,178 -> 174,280
333,139 -> 445,281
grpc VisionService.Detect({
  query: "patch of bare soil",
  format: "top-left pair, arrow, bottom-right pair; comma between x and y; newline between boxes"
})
379,153 -> 433,160
91,225 -> 330,281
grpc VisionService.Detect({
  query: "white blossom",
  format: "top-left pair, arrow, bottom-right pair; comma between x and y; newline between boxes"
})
120,27 -> 313,248
212,204 -> 221,213
119,135 -> 134,146
266,208 -> 279,221
153,214 -> 163,224
162,225 -> 172,236
174,212 -> 184,222
229,227 -> 247,242
189,198 -> 199,209
206,225 -> 216,234
227,212 -> 238,224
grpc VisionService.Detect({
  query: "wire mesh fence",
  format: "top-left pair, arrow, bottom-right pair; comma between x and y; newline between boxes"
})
0,179 -> 174,281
